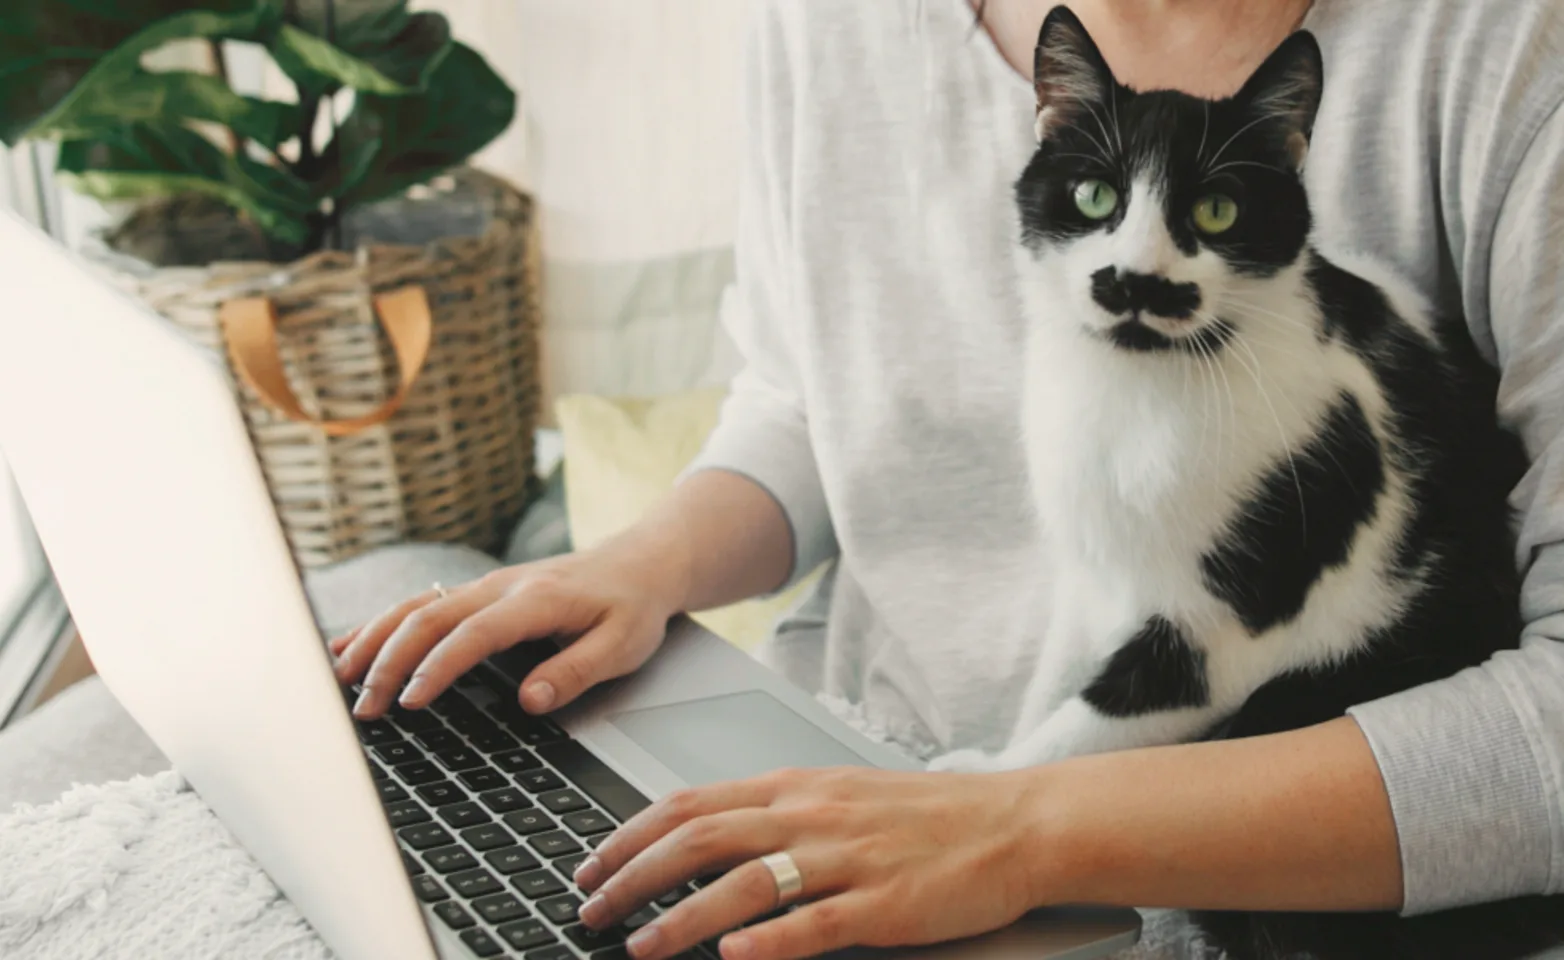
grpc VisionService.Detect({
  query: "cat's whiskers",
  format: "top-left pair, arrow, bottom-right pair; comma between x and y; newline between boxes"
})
1201,331 -> 1238,471
1202,108 -> 1292,175
1205,160 -> 1280,178
1221,295 -> 1319,337
1070,97 -> 1117,167
1108,84 -> 1125,157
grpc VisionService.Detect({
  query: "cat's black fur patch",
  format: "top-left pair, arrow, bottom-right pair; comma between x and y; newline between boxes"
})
1200,392 -> 1385,635
1101,316 -> 1237,355
1091,267 -> 1202,319
1082,616 -> 1209,716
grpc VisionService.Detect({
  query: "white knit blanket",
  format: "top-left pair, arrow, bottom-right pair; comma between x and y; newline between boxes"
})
0,766 -> 1231,960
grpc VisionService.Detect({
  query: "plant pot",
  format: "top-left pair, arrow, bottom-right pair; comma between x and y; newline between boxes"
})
83,167 -> 543,569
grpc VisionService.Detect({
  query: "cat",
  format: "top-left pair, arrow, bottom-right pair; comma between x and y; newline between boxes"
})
928,8 -> 1564,959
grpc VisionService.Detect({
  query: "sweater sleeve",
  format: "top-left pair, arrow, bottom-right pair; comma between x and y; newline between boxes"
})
681,2 -> 836,590
1345,103 -> 1564,916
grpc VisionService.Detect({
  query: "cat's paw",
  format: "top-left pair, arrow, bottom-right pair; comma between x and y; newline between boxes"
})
926,748 -> 1007,773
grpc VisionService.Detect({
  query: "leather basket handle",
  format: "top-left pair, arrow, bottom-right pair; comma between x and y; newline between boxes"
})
219,286 -> 433,438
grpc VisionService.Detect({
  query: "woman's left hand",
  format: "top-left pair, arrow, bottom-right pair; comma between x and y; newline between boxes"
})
570,766 -> 1049,960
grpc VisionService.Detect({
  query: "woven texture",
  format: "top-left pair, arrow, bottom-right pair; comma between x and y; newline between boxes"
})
92,169 -> 542,568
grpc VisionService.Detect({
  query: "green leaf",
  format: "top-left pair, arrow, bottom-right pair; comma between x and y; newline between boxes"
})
268,12 -> 450,100
0,1 -> 282,145
41,71 -> 300,150
330,42 -> 514,209
57,123 -> 310,242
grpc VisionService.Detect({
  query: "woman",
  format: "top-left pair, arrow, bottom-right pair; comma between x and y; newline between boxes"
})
335,1 -> 1564,958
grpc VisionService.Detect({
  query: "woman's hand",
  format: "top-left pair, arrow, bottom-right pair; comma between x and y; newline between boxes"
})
570,767 -> 1049,960
331,539 -> 690,718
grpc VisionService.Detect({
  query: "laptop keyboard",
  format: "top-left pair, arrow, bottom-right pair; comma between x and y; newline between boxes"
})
349,653 -> 712,960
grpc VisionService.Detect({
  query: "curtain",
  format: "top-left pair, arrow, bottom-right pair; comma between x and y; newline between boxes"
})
419,1 -> 752,416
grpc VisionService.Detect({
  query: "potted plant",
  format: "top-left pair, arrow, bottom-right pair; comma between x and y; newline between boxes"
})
0,0 -> 545,569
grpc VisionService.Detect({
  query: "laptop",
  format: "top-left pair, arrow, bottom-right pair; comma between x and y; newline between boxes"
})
0,209 -> 1140,960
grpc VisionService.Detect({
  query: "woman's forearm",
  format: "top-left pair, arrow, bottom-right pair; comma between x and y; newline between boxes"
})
1023,716 -> 1404,912
597,468 -> 795,616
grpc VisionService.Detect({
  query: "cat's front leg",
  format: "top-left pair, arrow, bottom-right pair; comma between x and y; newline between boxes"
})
983,696 -> 1225,769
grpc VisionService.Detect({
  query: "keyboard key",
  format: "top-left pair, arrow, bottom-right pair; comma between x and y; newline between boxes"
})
389,703 -> 442,732
485,845 -> 542,875
623,906 -> 658,930
416,781 -> 464,807
369,761 -> 389,781
469,729 -> 519,753
523,947 -> 574,960
538,790 -> 591,815
492,749 -> 542,774
415,728 -> 461,751
536,741 -> 651,824
459,928 -> 505,957
437,802 -> 491,829
516,770 -> 566,794
376,780 -> 409,804
459,768 -> 509,792
528,831 -> 582,859
432,690 -> 477,716
462,823 -> 515,852
592,948 -> 632,960
433,901 -> 476,930
401,850 -> 425,876
449,712 -> 505,740
398,823 -> 453,850
373,741 -> 423,766
356,720 -> 400,745
411,874 -> 449,903
537,894 -> 582,925
513,869 -> 566,900
561,810 -> 613,837
504,810 -> 556,836
564,924 -> 625,950
385,800 -> 430,828
498,919 -> 559,951
553,853 -> 590,882
435,747 -> 488,771
474,892 -> 531,924
655,886 -> 692,908
425,846 -> 479,874
479,787 -> 532,813
449,868 -> 504,899
587,834 -> 608,849
393,761 -> 444,785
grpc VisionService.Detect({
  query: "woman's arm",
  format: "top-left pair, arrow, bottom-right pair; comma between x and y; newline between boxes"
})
1029,716 -> 1401,911
567,718 -> 1399,960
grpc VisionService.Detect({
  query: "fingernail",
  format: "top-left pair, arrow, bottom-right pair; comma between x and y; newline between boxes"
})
627,925 -> 661,959
523,681 -> 556,713
399,677 -> 429,707
721,933 -> 753,960
352,687 -> 376,718
579,894 -> 608,928
573,856 -> 602,889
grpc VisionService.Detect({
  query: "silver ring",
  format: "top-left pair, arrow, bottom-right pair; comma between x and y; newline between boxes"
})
432,582 -> 449,600
759,851 -> 804,909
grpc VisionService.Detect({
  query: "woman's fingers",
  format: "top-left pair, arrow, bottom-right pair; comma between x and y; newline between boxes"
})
713,893 -> 878,960
579,776 -> 789,893
581,808 -> 787,928
333,589 -> 441,685
354,581 -> 502,716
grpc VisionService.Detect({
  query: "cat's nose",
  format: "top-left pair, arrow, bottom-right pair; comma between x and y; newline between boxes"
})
1090,268 -> 1201,320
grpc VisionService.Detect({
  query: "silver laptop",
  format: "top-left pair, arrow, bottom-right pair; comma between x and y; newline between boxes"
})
0,210 -> 1139,960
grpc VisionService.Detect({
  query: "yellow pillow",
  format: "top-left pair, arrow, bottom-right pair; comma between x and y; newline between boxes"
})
555,388 -> 820,653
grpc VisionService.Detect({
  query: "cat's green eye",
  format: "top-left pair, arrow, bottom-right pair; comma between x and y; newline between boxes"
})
1193,194 -> 1239,234
1073,179 -> 1119,220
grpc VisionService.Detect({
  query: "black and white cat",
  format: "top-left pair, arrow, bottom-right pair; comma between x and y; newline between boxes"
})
932,8 -> 1563,959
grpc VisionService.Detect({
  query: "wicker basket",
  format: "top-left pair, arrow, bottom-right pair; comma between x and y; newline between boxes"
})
87,168 -> 543,568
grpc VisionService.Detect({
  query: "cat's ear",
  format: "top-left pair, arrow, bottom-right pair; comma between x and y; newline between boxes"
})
1033,6 -> 1115,142
1234,31 -> 1324,171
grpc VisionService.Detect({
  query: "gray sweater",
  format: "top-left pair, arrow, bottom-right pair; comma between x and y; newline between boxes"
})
689,0 -> 1564,915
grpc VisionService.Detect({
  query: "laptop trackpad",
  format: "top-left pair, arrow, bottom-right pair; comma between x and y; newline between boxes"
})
610,690 -> 869,787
